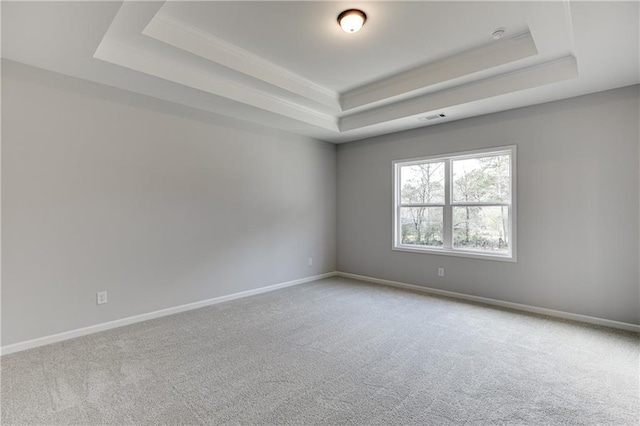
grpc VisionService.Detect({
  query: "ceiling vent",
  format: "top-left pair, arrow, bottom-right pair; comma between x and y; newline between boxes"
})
418,113 -> 446,121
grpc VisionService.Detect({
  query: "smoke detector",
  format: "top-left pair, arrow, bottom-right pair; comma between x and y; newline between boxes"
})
492,28 -> 506,40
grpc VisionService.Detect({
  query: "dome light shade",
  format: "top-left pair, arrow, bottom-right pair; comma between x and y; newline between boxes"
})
338,9 -> 366,33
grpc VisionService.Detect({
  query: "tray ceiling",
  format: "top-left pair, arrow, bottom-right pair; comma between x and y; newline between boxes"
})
2,1 -> 639,143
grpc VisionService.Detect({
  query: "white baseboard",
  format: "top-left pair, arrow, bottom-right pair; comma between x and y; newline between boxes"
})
336,272 -> 640,333
3,270 -> 636,355
1,272 -> 338,356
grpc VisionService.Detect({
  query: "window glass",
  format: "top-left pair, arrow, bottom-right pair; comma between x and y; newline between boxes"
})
400,207 -> 443,247
452,155 -> 510,203
400,162 -> 445,204
394,147 -> 515,261
452,206 -> 509,253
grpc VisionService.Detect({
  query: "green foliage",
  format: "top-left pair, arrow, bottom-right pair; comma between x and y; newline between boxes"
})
452,155 -> 509,251
401,162 -> 444,204
400,162 -> 444,246
452,155 -> 510,203
400,155 -> 510,252
400,207 -> 443,246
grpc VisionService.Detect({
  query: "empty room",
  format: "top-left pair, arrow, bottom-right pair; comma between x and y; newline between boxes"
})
1,1 -> 639,425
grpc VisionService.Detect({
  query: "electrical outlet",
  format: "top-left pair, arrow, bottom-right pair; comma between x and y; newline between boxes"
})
438,267 -> 444,277
308,257 -> 313,266
97,291 -> 108,305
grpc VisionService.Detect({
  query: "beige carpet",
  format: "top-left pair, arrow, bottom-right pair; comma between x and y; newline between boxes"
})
2,277 -> 639,425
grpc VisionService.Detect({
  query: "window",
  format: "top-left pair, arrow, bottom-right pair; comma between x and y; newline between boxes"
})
393,146 -> 516,261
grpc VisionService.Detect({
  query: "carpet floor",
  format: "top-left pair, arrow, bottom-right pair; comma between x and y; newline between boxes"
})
1,277 -> 639,425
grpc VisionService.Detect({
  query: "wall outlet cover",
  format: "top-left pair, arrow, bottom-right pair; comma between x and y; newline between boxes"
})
97,291 -> 108,305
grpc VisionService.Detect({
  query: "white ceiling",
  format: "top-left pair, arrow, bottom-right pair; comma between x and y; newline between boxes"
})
2,1 -> 639,143
160,1 -> 534,92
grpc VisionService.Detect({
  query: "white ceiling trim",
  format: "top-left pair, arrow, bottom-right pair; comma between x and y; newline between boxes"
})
94,38 -> 339,131
95,24 -> 576,136
15,0 -> 625,142
143,10 -> 342,112
1,1 -> 636,143
340,55 -> 578,131
144,7 -> 543,118
340,32 -> 539,112
91,1 -> 582,137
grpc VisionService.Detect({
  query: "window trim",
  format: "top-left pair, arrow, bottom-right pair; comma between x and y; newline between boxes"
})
392,145 -> 517,262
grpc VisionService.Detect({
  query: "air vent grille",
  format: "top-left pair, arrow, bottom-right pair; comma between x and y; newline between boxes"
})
418,113 -> 446,121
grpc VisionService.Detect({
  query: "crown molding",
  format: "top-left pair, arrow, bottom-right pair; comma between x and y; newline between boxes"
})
340,55 -> 578,131
340,32 -> 539,112
94,33 -> 577,136
91,3 -> 579,137
93,38 -> 339,131
143,11 -> 342,112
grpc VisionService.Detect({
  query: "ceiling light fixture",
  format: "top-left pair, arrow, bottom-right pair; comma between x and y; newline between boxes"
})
338,9 -> 367,33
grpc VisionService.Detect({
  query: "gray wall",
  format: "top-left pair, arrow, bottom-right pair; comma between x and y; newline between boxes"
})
3,60 -> 638,348
2,61 -> 337,346
337,85 -> 640,325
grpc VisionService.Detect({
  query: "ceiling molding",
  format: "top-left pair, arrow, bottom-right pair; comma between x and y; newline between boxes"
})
143,10 -> 342,112
92,2 -> 581,138
93,1 -> 579,137
7,1 -> 634,143
94,38 -> 339,131
340,32 -> 539,112
340,55 -> 578,131
562,0 -> 577,53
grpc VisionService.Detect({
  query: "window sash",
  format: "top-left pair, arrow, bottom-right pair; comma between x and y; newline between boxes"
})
393,146 -> 516,261
400,202 -> 510,208
450,202 -> 511,207
399,203 -> 444,208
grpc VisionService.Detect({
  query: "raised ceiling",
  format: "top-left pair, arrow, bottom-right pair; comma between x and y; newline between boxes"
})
2,1 -> 639,143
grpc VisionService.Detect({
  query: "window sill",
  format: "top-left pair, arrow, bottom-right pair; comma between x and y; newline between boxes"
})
393,245 -> 516,262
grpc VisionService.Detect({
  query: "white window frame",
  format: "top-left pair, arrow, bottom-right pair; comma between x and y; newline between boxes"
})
393,145 -> 517,262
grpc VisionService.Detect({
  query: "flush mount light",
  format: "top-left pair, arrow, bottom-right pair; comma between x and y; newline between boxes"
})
338,9 -> 367,33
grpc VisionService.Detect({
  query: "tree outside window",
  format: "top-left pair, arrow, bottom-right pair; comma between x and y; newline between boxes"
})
394,146 -> 515,261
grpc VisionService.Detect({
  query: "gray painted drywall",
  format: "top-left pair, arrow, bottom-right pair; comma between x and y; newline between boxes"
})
337,85 -> 640,325
1,61 -> 337,346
